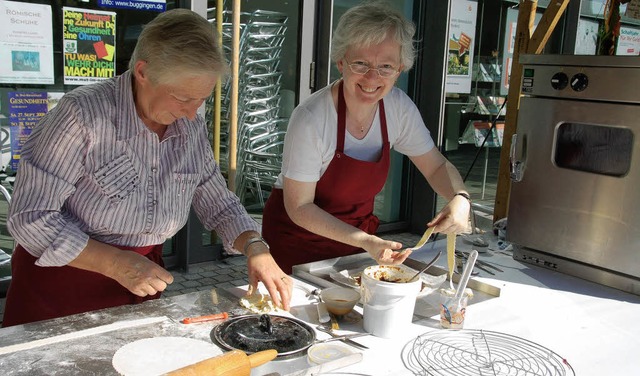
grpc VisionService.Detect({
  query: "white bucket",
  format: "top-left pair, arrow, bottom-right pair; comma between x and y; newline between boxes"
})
361,265 -> 421,338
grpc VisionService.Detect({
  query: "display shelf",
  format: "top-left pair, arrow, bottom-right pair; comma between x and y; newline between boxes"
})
471,57 -> 501,83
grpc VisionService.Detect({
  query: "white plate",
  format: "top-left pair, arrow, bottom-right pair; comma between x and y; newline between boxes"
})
329,268 -> 364,289
112,337 -> 222,376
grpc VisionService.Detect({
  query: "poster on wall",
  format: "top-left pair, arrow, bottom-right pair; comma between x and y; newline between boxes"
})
63,7 -> 116,85
500,9 -> 542,96
445,0 -> 477,94
616,26 -> 640,55
97,0 -> 166,12
627,0 -> 640,20
7,92 -> 64,171
8,92 -> 47,171
0,2 -> 54,85
575,18 -> 599,55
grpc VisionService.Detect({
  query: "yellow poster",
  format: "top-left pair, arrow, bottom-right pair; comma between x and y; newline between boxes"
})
63,7 -> 116,85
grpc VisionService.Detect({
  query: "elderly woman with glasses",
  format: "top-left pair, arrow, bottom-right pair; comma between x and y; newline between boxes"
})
262,1 -> 471,273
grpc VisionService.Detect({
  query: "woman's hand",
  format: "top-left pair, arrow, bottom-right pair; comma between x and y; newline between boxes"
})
246,251 -> 292,311
428,194 -> 471,234
70,239 -> 174,297
361,235 -> 413,265
110,250 -> 175,297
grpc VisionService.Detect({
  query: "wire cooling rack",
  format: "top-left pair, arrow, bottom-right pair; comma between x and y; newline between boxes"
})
402,329 -> 575,376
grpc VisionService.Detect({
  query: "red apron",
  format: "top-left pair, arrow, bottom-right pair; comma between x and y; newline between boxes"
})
263,81 -> 391,273
2,243 -> 164,327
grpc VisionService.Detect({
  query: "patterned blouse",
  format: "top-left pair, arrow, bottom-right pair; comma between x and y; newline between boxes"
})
8,70 -> 259,266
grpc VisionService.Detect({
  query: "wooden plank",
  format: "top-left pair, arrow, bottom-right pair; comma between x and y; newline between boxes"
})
493,0 -> 538,222
528,0 -> 571,54
494,0 -> 572,222
228,0 -> 241,191
213,0 -> 223,162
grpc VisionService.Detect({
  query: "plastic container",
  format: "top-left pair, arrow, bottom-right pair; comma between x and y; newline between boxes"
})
307,343 -> 355,365
439,287 -> 474,329
361,265 -> 421,338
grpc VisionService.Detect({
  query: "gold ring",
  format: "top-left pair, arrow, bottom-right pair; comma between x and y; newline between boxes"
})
281,276 -> 287,282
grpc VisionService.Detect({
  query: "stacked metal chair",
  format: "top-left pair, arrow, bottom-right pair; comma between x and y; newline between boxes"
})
206,8 -> 288,208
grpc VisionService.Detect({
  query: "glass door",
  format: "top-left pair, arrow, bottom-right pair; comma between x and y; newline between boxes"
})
0,0 -> 181,285
180,0 -> 302,266
314,0 -> 418,231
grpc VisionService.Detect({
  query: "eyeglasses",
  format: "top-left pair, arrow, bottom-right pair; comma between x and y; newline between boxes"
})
344,58 -> 400,78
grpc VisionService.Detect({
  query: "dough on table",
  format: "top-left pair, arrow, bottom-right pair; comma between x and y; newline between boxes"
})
239,292 -> 284,314
112,336 -> 222,376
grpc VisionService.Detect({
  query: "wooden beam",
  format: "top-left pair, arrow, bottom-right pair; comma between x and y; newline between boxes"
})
214,0 -> 223,162
528,0 -> 571,54
493,0 -> 537,222
493,0 -> 571,222
228,0 -> 240,191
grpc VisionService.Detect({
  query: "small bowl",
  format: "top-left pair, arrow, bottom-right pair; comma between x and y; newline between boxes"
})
320,287 -> 361,316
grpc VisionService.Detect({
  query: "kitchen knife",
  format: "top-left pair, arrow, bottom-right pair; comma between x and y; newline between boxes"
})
317,322 -> 369,350
282,353 -> 363,376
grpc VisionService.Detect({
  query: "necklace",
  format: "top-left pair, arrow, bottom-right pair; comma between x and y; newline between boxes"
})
351,104 -> 378,134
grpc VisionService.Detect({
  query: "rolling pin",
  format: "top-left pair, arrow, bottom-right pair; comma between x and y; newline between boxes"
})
164,349 -> 277,376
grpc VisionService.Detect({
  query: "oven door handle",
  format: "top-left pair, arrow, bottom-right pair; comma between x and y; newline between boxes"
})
510,133 -> 524,182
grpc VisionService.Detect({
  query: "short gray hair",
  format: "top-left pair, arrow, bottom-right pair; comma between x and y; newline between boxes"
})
331,1 -> 416,71
129,9 -> 227,83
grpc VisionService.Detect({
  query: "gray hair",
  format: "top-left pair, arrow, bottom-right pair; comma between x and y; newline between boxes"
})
331,1 -> 416,71
129,9 -> 227,84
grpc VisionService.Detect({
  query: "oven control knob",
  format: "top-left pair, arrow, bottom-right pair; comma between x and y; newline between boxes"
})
550,72 -> 568,90
570,73 -> 589,92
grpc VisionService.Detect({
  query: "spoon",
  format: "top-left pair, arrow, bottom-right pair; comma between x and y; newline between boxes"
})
309,289 -> 330,323
441,250 -> 478,327
449,250 -> 478,306
409,250 -> 442,282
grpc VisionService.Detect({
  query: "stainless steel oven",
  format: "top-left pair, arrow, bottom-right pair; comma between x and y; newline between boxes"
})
508,54 -> 640,295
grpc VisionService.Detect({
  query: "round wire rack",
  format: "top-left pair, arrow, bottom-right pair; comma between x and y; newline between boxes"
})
402,329 -> 575,376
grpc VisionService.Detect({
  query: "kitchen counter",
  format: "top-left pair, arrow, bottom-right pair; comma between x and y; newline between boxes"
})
1,234 -> 639,375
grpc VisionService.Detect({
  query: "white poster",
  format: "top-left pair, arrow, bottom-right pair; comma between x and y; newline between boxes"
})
500,9 -> 542,96
575,18 -> 599,55
617,26 -> 640,55
0,2 -> 54,84
445,0 -> 477,94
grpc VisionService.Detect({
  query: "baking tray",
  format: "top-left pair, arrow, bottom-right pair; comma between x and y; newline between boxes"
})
291,239 -> 501,323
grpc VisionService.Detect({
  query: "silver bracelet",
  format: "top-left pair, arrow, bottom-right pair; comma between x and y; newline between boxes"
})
243,236 -> 270,257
